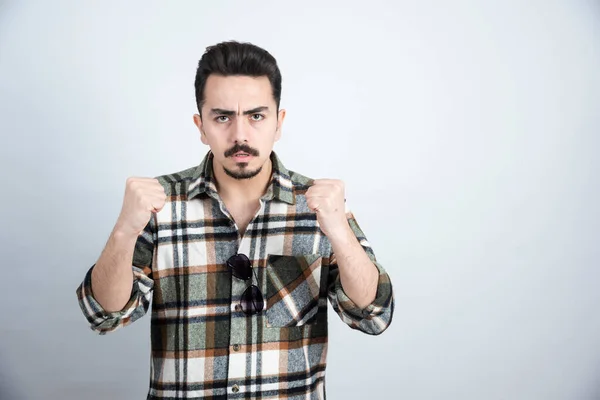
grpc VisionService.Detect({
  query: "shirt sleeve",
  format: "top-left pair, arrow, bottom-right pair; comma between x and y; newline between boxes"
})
75,218 -> 156,335
327,209 -> 394,335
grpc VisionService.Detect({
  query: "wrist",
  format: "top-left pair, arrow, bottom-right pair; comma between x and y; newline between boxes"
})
326,221 -> 354,246
113,221 -> 142,242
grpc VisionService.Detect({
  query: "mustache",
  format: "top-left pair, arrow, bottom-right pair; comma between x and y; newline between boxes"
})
224,143 -> 260,158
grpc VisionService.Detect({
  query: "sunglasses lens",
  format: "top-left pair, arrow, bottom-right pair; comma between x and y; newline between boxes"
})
227,254 -> 252,280
240,285 -> 264,315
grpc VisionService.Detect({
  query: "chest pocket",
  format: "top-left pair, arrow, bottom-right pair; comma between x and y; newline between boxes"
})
265,254 -> 323,328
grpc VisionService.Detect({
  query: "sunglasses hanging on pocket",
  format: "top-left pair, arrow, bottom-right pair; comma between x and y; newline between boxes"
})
227,253 -> 264,315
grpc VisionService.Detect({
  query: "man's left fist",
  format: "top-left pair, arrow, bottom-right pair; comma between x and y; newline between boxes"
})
305,179 -> 349,238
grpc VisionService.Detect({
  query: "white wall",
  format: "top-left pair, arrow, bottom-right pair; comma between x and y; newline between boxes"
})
1,1 -> 599,399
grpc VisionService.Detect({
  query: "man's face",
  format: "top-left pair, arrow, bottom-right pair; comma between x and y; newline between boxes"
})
194,75 -> 285,180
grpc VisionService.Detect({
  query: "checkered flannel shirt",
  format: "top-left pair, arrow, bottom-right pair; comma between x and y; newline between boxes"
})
76,151 -> 394,399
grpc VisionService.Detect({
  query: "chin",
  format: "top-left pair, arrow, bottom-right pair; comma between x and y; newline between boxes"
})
224,165 -> 263,180
219,154 -> 269,180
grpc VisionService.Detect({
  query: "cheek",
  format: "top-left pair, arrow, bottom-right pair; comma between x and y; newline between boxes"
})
256,121 -> 279,139
204,126 -> 229,143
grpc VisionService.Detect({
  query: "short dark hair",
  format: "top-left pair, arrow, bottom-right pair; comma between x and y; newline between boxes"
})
194,40 -> 282,117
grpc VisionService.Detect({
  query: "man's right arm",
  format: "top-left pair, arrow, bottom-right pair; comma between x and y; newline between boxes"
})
91,227 -> 139,313
76,177 -> 166,334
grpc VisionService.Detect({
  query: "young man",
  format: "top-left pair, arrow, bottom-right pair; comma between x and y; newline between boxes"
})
76,40 -> 394,399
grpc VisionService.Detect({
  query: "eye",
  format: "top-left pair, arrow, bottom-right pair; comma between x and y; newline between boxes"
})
215,116 -> 230,123
250,114 -> 264,121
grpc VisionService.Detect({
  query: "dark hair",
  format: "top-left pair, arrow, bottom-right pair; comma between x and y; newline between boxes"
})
194,40 -> 282,117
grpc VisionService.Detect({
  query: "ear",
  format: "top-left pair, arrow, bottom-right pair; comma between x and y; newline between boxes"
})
193,113 -> 209,145
274,108 -> 286,142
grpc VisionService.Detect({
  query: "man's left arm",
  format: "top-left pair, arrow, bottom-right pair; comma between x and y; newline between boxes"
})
326,212 -> 394,335
306,179 -> 394,335
329,219 -> 381,309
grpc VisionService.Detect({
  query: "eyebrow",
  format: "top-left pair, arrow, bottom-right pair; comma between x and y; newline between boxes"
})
210,106 -> 270,116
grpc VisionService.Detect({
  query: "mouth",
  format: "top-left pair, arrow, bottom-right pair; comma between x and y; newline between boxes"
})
225,144 -> 259,161
232,152 -> 253,162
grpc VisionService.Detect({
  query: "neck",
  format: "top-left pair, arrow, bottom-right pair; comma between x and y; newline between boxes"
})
213,157 -> 273,203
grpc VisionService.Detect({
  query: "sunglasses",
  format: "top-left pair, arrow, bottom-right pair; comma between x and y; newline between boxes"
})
226,254 -> 264,315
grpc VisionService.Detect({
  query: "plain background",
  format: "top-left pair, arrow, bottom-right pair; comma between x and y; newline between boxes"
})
1,1 -> 600,399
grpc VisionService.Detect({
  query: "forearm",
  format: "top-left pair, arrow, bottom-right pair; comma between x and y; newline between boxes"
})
328,224 -> 379,309
91,225 -> 139,312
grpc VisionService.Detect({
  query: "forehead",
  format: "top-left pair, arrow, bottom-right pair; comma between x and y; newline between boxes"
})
203,75 -> 274,107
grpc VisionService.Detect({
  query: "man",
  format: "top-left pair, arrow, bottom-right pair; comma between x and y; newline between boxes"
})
76,40 -> 394,399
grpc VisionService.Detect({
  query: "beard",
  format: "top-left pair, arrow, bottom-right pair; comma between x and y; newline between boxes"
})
223,143 -> 262,180
223,163 -> 263,180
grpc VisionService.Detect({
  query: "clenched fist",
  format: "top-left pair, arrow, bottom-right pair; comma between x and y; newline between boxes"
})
305,179 -> 349,239
115,177 -> 167,236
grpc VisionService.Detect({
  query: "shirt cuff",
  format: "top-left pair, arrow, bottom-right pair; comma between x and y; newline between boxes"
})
333,261 -> 393,320
76,264 -> 153,332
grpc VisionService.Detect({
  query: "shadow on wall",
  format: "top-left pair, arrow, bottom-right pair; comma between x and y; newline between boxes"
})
0,366 -> 23,400
0,0 -> 12,14
589,0 -> 600,22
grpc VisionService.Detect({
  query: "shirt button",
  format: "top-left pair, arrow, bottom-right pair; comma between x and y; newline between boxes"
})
232,344 -> 240,352
234,304 -> 241,312
232,384 -> 239,393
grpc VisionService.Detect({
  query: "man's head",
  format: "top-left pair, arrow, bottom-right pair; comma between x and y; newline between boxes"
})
193,41 -> 285,180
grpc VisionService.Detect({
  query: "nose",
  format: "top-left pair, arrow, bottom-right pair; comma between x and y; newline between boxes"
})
231,115 -> 250,143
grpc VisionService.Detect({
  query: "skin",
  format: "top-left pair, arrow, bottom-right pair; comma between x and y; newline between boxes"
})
91,74 -> 378,312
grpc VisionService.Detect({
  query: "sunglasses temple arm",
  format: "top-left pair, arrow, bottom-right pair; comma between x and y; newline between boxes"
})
251,268 -> 265,308
251,266 -> 260,284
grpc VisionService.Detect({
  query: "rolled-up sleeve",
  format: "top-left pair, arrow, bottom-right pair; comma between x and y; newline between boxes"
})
76,220 -> 155,335
327,212 -> 394,335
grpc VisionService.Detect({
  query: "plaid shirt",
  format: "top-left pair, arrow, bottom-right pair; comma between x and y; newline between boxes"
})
76,151 -> 394,399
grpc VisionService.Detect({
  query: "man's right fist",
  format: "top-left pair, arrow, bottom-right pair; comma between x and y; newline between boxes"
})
115,177 -> 167,236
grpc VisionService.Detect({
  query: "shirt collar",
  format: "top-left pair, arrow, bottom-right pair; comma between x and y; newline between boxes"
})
187,150 -> 296,205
